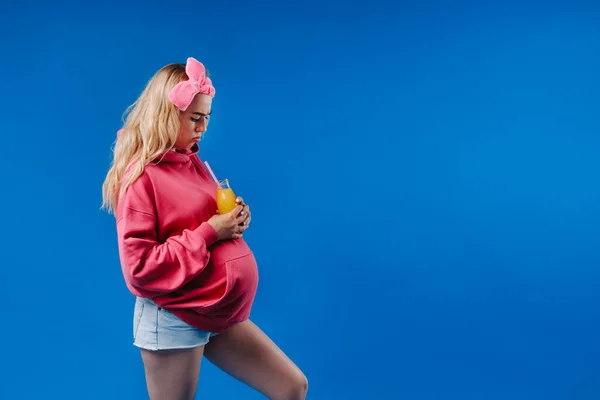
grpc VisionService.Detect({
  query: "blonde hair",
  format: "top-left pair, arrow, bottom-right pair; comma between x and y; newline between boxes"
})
101,63 -> 188,214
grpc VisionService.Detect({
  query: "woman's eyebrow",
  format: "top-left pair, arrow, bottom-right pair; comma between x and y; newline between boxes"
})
191,111 -> 212,116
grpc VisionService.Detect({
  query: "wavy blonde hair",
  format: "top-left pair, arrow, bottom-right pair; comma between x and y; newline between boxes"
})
101,63 -> 189,214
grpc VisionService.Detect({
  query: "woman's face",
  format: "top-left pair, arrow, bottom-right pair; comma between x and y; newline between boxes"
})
175,93 -> 213,149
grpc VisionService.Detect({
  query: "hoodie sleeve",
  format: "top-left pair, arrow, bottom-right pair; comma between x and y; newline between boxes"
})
115,175 -> 218,297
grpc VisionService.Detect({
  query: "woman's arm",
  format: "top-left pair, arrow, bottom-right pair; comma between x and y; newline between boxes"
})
115,174 -> 218,298
117,207 -> 218,297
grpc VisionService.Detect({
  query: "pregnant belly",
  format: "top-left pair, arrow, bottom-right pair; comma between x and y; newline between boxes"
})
156,238 -> 259,321
195,239 -> 259,318
209,237 -> 254,267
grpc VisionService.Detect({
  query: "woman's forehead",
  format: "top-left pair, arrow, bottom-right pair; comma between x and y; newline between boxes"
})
187,93 -> 212,113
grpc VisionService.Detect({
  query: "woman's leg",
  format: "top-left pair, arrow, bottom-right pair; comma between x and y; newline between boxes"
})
204,320 -> 308,400
140,346 -> 205,400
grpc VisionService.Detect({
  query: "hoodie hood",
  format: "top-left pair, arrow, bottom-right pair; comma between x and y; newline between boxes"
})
155,143 -> 200,164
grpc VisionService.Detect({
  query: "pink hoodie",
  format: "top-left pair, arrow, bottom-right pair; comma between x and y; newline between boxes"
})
115,144 -> 259,333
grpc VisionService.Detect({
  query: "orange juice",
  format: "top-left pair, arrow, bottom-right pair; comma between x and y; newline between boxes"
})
217,187 -> 237,214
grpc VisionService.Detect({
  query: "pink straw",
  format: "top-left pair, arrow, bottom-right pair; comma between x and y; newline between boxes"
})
203,161 -> 221,188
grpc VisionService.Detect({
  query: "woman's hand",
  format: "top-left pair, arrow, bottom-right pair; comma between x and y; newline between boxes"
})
207,197 -> 251,240
235,197 -> 251,230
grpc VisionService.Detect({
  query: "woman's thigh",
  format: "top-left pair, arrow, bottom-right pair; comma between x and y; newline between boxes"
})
141,346 -> 205,400
132,297 -> 217,400
204,320 -> 308,400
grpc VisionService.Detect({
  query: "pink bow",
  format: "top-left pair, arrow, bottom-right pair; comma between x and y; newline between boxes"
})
168,57 -> 216,111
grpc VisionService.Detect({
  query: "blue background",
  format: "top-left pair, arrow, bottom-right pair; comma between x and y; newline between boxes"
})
1,1 -> 599,399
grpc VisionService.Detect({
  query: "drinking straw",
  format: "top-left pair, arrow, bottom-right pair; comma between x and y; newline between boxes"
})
203,161 -> 222,188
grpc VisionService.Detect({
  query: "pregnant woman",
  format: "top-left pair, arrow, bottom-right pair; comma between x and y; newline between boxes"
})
101,57 -> 307,400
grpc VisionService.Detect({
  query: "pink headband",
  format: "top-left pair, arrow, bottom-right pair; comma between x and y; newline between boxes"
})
168,57 -> 216,111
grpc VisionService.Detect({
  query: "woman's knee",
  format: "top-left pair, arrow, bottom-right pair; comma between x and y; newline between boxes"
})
273,372 -> 308,400
296,373 -> 309,398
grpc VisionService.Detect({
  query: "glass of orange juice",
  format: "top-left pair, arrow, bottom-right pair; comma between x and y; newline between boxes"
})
216,179 -> 237,214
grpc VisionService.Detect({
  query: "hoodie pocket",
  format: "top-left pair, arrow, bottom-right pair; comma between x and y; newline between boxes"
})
193,252 -> 258,318
193,260 -> 234,313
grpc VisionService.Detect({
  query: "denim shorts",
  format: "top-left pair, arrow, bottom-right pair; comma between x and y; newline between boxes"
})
133,297 -> 218,351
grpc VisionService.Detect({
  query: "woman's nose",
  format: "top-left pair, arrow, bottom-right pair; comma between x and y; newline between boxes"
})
196,120 -> 207,132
